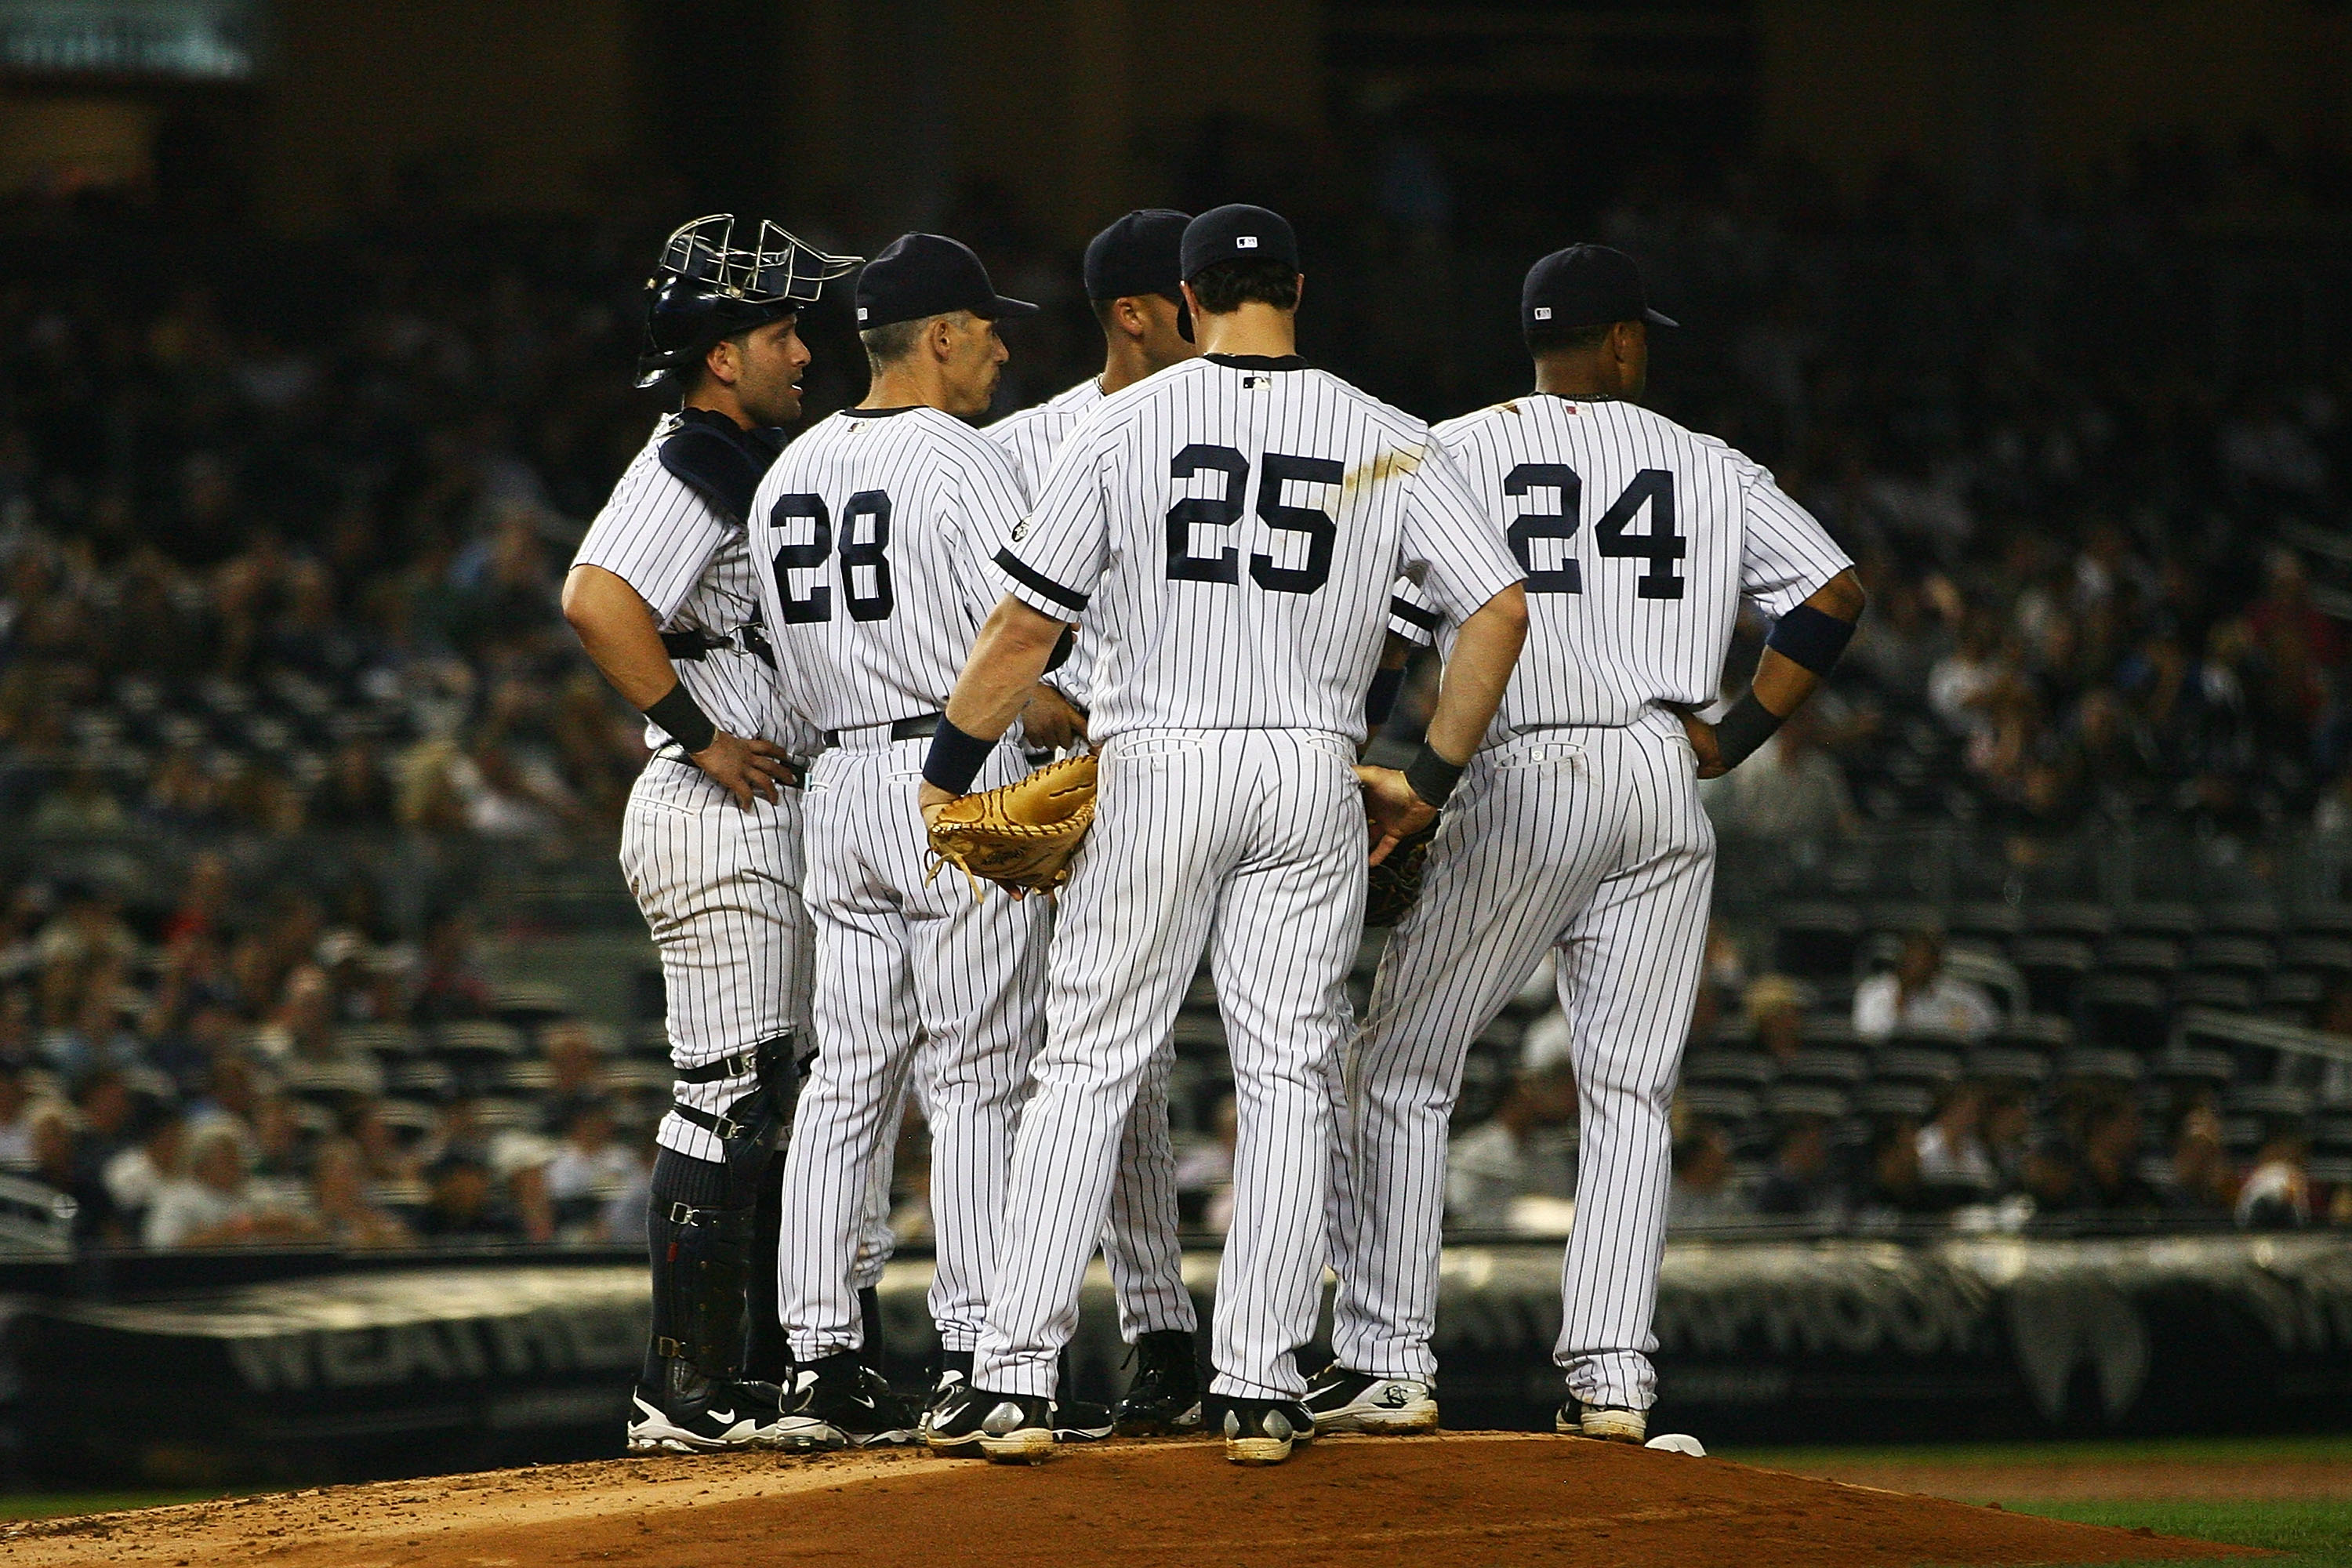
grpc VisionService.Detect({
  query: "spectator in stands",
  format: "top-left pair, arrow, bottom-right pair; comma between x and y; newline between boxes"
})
538,1021 -> 608,1108
2235,1125 -> 2314,1229
0,1061 -> 36,1169
1853,929 -> 1998,1040
102,1105 -> 187,1226
1666,1120 -> 1744,1228
345,1098 -> 420,1188
1174,1094 -> 1237,1234
144,1123 -> 307,1248
307,1137 -> 414,1250
2029,1099 -> 2164,1214
29,1104 -> 113,1245
543,1098 -> 634,1235
1751,1113 -> 1847,1220
2162,1102 -> 2238,1216
1916,1082 -> 1998,1196
1701,706 -> 1857,845
1446,1064 -> 1578,1232
1854,1120 -> 1952,1221
411,912 -> 492,1022
416,1155 -> 529,1243
1744,975 -> 1809,1066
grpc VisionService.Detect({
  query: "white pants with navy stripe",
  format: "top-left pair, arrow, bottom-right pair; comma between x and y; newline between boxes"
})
975,728 -> 1363,1402
1327,709 -> 1714,1410
779,733 -> 1051,1359
620,760 -> 896,1288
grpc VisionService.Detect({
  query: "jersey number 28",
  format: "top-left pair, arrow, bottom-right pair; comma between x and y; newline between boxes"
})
765,492 -> 894,623
1505,463 -> 1684,600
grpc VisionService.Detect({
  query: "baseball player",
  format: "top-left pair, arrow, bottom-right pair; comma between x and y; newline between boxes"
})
981,209 -> 1205,1436
744,234 -> 1107,1449
564,215 -> 913,1453
919,205 -> 1530,1465
1311,244 -> 1864,1443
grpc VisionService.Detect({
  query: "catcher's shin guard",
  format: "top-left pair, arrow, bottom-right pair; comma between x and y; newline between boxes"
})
643,1149 -> 759,1391
742,1150 -> 789,1382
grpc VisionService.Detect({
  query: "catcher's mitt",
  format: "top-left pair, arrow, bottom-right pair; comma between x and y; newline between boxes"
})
926,753 -> 1098,899
1363,818 -> 1438,927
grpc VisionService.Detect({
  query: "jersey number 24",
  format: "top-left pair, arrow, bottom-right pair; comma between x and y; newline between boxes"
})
1505,463 -> 1685,600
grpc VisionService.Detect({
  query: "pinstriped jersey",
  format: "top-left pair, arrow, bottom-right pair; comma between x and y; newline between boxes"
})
572,415 -> 817,757
985,376 -> 1103,499
1404,395 -> 1851,739
746,406 -> 1025,734
995,354 -> 1525,743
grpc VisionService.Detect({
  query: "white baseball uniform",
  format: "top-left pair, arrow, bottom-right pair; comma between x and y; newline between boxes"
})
748,405 -> 1055,1361
971,353 -> 1525,1403
1327,394 -> 1852,1410
572,413 -> 898,1287
984,379 -> 1197,1348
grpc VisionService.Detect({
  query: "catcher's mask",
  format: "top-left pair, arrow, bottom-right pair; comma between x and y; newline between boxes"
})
635,214 -> 862,390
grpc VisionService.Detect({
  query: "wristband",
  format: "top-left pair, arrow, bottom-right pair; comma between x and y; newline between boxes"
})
1403,744 -> 1465,809
1711,692 -> 1784,769
644,681 -> 717,755
921,716 -> 997,796
1365,666 -> 1406,729
1766,603 -> 1857,675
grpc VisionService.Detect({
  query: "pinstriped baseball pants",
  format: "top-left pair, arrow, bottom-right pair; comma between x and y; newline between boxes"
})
1328,708 -> 1714,1410
975,728 -> 1365,1403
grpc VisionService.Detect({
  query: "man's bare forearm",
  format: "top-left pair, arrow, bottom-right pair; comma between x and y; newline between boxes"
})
943,596 -> 1072,741
561,564 -> 677,710
1421,585 -> 1528,764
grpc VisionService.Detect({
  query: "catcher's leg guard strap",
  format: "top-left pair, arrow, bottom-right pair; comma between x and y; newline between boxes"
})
644,1149 -> 757,1385
670,1033 -> 801,1186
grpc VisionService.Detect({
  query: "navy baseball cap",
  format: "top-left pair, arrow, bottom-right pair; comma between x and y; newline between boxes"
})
1180,204 -> 1300,282
854,233 -> 1039,332
1522,244 -> 1677,340
1084,209 -> 1190,300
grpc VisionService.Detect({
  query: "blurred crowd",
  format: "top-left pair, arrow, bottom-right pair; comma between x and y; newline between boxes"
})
0,853 -> 665,1250
2,131 -> 2351,1248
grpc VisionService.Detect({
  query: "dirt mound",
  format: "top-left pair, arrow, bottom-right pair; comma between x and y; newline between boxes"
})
0,1433 -> 2258,1568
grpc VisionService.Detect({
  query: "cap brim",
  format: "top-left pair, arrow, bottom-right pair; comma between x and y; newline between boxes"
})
1644,307 -> 1679,328
980,296 -> 1040,320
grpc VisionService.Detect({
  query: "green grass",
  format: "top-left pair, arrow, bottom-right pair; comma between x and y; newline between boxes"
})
0,1490 -> 230,1520
2006,1498 -> 2352,1563
1722,1434 -> 2352,1471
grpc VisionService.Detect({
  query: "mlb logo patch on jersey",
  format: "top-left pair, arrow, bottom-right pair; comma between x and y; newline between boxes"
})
1243,374 -> 1269,390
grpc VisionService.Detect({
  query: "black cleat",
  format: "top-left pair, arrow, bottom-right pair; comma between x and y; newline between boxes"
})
1113,1330 -> 1203,1436
626,1372 -> 794,1453
776,1350 -> 919,1450
1220,1397 -> 1317,1465
1052,1398 -> 1115,1442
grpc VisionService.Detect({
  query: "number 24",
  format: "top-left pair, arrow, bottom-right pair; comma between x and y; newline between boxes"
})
1505,463 -> 1685,600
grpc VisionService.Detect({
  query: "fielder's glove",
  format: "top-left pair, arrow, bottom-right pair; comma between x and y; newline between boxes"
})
925,752 -> 1098,899
1363,818 -> 1438,927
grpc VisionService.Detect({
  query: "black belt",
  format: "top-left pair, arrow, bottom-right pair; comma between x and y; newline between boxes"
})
674,1047 -> 762,1084
822,714 -> 942,748
662,623 -> 776,671
670,1103 -> 751,1140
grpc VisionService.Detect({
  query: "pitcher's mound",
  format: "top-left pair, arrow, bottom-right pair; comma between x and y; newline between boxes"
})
0,1433 -> 2259,1567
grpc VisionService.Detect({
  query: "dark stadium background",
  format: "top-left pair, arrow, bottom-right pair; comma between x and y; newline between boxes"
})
0,0 -> 2347,1502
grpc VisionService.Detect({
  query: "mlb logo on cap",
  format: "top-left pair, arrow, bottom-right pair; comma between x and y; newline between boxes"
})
1180,204 -> 1301,280
1236,236 -> 1258,249
856,307 -> 869,320
1533,307 -> 1552,321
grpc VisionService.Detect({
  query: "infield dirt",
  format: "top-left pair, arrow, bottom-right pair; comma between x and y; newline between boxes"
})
0,1432 -> 2262,1567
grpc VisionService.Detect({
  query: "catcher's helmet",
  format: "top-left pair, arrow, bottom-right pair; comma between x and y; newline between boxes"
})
635,213 -> 862,390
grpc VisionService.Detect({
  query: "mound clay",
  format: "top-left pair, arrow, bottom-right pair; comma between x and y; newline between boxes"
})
0,1432 -> 2258,1567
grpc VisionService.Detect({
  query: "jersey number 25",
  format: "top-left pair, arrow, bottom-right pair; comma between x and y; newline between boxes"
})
1164,444 -> 1338,596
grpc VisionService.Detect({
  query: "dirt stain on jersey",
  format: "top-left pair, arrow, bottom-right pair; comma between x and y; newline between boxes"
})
1341,445 -> 1424,499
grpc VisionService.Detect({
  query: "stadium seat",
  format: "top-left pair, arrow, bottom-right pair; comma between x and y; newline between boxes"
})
1947,901 -> 2025,946
2011,937 -> 2093,1015
490,982 -> 575,1023
2027,902 -> 2113,940
1682,1048 -> 1775,1087
2147,1046 -> 2234,1085
2172,973 -> 2256,1013
1781,1047 -> 1867,1086
1678,1085 -> 1761,1125
2081,974 -> 2170,1049
437,1022 -> 526,1061
1773,904 -> 1864,980
2183,935 -> 2274,980
1763,1083 -> 1849,1120
2261,971 -> 2327,1019
2057,1047 -> 2144,1083
2117,902 -> 2201,938
337,1022 -> 423,1059
2225,1083 -> 2314,1121
2278,935 -> 2352,979
1966,1045 -> 2051,1085
2203,901 -> 2281,936
2096,935 -> 2183,977
387,1059 -> 456,1099
1872,1044 -> 1963,1086
1855,1082 -> 1933,1121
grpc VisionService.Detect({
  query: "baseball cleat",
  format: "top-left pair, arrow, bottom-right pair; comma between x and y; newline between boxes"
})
1052,1398 -> 1116,1442
1300,1363 -> 1439,1434
969,1392 -> 1059,1465
1114,1330 -> 1203,1436
624,1379 -> 795,1453
776,1350 -> 920,1450
921,1381 -> 994,1455
1556,1401 -> 1646,1443
1220,1398 -> 1317,1466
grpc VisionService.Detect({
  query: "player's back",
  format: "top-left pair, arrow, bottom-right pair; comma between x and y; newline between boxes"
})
1432,394 -> 1847,735
985,377 -> 1103,499
1011,354 -> 1460,742
748,407 -> 1022,735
